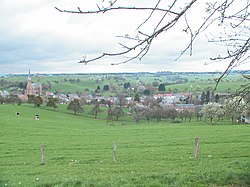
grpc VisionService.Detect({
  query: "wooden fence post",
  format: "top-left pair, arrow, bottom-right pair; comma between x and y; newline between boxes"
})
194,138 -> 200,160
41,144 -> 45,165
113,143 -> 117,163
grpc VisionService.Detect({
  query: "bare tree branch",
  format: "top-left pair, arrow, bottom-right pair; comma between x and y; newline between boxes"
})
56,0 -> 250,96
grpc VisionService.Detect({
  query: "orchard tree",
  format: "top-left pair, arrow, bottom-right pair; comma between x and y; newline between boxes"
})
56,0 -> 250,94
27,95 -> 35,104
200,102 -> 224,124
194,105 -> 203,121
46,98 -> 58,111
112,106 -> 124,121
67,99 -> 84,115
90,103 -> 102,118
34,96 -> 43,107
131,104 -> 146,124
223,97 -> 247,124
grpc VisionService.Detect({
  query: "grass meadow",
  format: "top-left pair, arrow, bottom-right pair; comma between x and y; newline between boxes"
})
0,104 -> 249,187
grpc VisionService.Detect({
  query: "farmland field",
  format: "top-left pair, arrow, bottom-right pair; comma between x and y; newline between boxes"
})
0,73 -> 247,94
0,104 -> 250,187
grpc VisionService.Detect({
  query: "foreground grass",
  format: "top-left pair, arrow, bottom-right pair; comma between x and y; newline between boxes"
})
0,104 -> 249,187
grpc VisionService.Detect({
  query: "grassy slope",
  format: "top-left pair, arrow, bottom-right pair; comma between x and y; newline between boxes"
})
0,104 -> 249,187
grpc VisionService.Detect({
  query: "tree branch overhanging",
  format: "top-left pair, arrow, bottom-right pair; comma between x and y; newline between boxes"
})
56,0 -> 250,95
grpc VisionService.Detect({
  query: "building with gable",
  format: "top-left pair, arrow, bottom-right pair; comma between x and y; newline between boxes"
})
25,71 -> 42,96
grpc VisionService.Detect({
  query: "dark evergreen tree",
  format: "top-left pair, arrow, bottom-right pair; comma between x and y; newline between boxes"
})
158,83 -> 166,92
206,90 -> 211,103
215,94 -> 220,103
143,89 -> 150,95
200,91 -> 206,105
103,85 -> 109,91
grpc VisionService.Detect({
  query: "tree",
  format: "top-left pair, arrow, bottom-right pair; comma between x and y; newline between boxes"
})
164,107 -> 178,122
19,82 -> 25,89
7,95 -> 20,105
158,83 -> 165,92
151,105 -> 165,123
90,103 -> 102,119
117,94 -> 126,107
103,85 -> 109,91
200,91 -> 206,105
205,90 -> 211,104
200,102 -> 224,124
215,94 -> 220,103
134,93 -> 140,102
136,85 -> 146,94
34,96 -> 43,107
27,95 -> 35,104
131,104 -> 146,124
56,0 -> 250,93
194,105 -> 203,121
112,107 -> 124,121
124,82 -> 131,90
223,97 -> 247,124
179,110 -> 192,122
67,99 -> 84,115
46,98 -> 58,111
142,107 -> 152,123
143,89 -> 150,96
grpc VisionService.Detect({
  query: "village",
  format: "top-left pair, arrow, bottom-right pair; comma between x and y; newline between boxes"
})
1,73 -> 249,124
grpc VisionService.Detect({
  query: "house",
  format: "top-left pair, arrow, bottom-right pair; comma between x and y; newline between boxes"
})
175,104 -> 196,112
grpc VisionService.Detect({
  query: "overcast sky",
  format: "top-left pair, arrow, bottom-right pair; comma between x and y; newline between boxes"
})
0,0 -> 248,74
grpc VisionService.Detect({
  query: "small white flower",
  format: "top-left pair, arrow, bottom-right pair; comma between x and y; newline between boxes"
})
208,155 -> 212,157
18,182 -> 21,184
36,178 -> 39,181
5,184 -> 7,186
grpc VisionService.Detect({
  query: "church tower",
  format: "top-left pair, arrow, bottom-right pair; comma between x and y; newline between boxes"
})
25,70 -> 35,95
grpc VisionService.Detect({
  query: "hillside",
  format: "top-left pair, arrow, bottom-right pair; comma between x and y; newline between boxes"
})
0,72 -> 247,95
0,104 -> 249,186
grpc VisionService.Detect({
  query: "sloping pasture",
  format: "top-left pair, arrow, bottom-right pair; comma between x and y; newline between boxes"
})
0,104 -> 249,186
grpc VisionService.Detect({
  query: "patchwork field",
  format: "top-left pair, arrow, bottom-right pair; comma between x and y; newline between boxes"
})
0,104 -> 249,186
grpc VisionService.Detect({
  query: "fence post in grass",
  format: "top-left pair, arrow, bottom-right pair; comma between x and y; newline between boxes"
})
194,138 -> 200,160
113,143 -> 117,163
40,144 -> 45,165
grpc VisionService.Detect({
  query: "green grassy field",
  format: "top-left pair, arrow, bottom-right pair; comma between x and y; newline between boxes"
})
1,73 -> 246,94
0,104 -> 249,187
